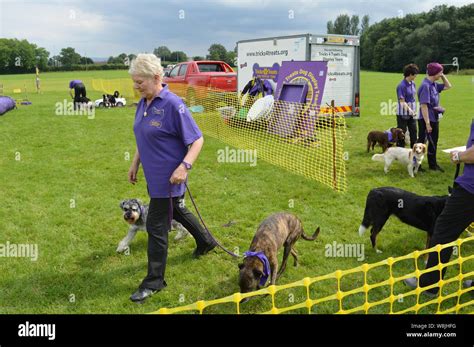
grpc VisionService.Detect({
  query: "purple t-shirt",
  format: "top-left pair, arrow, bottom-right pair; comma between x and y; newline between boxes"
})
455,122 -> 474,194
396,79 -> 416,119
69,80 -> 82,89
133,84 -> 202,198
417,78 -> 444,123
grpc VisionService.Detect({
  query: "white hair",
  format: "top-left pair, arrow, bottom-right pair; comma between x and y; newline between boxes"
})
128,53 -> 163,78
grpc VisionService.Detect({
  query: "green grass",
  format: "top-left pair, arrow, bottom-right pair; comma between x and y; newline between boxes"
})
0,70 -> 473,314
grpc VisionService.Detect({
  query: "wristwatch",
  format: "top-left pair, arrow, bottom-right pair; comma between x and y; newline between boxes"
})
453,152 -> 461,163
182,161 -> 192,170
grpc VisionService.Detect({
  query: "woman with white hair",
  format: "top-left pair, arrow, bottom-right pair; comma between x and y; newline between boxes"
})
127,53 -> 216,303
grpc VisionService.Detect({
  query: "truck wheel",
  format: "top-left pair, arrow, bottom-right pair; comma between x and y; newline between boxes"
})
98,102 -> 104,108
116,102 -> 124,107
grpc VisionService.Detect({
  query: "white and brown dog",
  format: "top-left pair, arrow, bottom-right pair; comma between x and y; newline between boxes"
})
117,199 -> 189,253
372,143 -> 426,178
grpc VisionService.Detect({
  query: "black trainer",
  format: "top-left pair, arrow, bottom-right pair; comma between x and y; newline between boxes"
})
435,165 -> 445,172
403,277 -> 438,298
130,288 -> 158,302
429,165 -> 444,172
192,241 -> 217,258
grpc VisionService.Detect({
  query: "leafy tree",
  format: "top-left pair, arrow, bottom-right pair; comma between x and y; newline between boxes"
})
333,14 -> 351,34
154,46 -> 171,61
207,44 -> 227,61
80,56 -> 94,65
48,55 -> 62,67
226,51 -> 237,67
359,4 -> 473,72
34,46 -> 50,70
327,21 -> 335,34
59,47 -> 81,67
327,14 -> 363,35
349,15 -> 360,35
360,15 -> 370,35
170,51 -> 187,62
0,38 -> 46,73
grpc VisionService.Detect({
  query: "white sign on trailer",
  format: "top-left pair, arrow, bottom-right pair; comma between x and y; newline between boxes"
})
310,44 -> 355,107
237,33 -> 360,116
237,36 -> 307,92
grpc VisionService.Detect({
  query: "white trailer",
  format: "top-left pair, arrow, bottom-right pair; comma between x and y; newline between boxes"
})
237,33 -> 360,116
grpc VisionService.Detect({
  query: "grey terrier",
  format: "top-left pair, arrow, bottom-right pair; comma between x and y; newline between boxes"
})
117,198 -> 189,253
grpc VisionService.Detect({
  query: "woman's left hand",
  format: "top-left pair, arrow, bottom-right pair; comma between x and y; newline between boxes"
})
170,164 -> 188,184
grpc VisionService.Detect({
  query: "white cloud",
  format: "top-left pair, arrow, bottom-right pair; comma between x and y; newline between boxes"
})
0,0 -> 472,58
1,1 -> 108,49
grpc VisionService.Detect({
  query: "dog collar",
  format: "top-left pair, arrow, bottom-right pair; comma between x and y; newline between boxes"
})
385,130 -> 393,143
243,251 -> 270,286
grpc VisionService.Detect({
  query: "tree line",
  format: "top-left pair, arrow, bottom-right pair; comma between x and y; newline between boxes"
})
152,44 -> 236,67
0,39 -> 237,74
1,4 -> 471,74
328,4 -> 473,72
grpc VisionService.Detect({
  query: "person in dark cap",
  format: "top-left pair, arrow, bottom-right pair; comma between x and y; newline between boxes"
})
416,62 -> 452,172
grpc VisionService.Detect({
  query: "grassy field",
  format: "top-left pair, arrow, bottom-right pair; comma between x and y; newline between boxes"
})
0,70 -> 473,314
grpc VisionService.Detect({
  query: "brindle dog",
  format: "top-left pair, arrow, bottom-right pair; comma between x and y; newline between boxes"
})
238,212 -> 320,296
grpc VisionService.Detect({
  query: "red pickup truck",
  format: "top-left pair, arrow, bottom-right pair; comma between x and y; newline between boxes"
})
163,61 -> 237,105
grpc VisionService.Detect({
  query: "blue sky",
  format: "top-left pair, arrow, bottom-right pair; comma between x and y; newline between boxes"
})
0,0 -> 471,59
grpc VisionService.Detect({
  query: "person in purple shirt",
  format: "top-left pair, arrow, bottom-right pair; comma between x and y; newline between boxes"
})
69,79 -> 86,110
416,62 -> 452,172
404,120 -> 474,296
396,64 -> 419,148
127,54 -> 216,303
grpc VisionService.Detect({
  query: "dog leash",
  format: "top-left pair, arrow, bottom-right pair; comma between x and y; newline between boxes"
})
184,182 -> 240,258
427,133 -> 437,152
168,181 -> 239,258
168,185 -> 174,230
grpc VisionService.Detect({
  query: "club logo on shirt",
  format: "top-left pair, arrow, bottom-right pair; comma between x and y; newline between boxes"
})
149,120 -> 162,128
152,107 -> 165,116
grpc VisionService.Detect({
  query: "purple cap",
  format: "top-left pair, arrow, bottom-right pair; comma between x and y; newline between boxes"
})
427,62 -> 443,76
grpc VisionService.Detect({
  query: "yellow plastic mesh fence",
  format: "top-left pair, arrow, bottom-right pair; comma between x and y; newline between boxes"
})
91,80 -> 347,192
91,78 -> 141,103
181,85 -> 347,192
151,226 -> 474,315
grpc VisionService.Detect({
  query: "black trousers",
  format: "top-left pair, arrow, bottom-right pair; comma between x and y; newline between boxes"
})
139,195 -> 213,290
396,115 -> 417,148
419,186 -> 474,291
417,120 -> 439,168
73,83 -> 87,110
